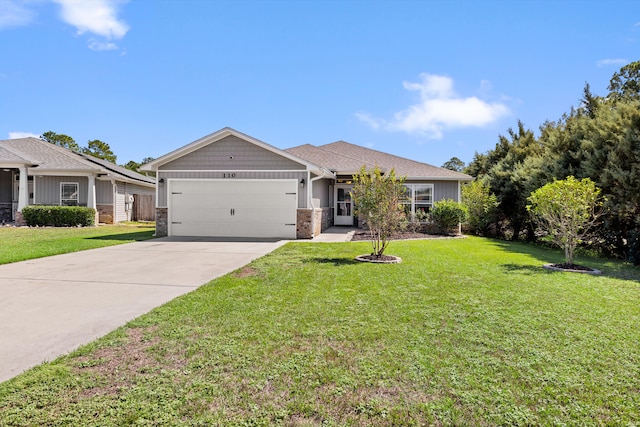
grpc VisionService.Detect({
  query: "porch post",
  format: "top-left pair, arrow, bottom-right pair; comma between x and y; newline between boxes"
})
17,166 -> 28,211
87,174 -> 96,210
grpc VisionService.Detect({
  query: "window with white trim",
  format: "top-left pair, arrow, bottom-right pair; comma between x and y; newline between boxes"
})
60,182 -> 79,206
402,184 -> 434,219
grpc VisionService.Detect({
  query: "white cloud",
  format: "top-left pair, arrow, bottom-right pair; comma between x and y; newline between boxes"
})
9,131 -> 41,139
53,0 -> 129,39
88,39 -> 118,51
0,0 -> 37,29
358,73 -> 511,139
597,58 -> 628,67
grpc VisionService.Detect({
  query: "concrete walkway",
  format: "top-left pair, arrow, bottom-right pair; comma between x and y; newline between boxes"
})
311,226 -> 357,242
0,237 -> 287,383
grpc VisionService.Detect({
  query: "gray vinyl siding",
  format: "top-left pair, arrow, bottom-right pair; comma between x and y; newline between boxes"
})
162,135 -> 306,171
406,180 -> 460,202
0,170 -> 11,203
128,183 -> 155,196
96,180 -> 113,204
35,176 -> 88,206
115,182 -> 127,222
311,178 -> 331,208
157,170 -> 309,209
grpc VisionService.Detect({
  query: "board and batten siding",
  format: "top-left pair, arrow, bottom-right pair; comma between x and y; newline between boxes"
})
433,180 -> 460,202
156,170 -> 309,209
162,135 -> 306,171
311,178 -> 331,208
35,176 -> 88,206
96,180 -> 113,204
407,180 -> 460,203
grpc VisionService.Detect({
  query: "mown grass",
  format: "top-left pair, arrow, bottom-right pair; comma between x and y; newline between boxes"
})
0,223 -> 156,265
0,237 -> 639,426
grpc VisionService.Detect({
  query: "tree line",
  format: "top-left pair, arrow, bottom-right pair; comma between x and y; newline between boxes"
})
454,61 -> 640,265
40,131 -> 154,174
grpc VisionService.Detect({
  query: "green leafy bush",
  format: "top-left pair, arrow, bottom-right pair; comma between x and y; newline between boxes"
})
462,180 -> 498,235
431,199 -> 467,234
22,206 -> 96,227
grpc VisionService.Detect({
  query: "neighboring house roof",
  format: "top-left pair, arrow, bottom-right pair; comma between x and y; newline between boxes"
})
287,140 -> 473,181
0,144 -> 36,165
77,152 -> 156,185
0,137 -> 155,186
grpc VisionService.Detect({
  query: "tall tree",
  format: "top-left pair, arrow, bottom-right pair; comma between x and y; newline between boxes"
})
608,60 -> 640,101
81,140 -> 117,163
40,131 -> 80,152
441,157 -> 465,172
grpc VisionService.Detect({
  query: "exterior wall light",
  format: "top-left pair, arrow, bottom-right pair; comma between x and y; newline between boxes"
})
300,178 -> 305,188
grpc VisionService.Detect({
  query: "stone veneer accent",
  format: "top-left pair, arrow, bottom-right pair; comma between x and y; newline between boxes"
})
14,211 -> 25,226
97,204 -> 114,224
313,207 -> 333,236
155,208 -> 168,237
296,209 -> 313,239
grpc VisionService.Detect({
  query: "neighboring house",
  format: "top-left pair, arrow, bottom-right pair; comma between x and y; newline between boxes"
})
0,137 -> 156,225
141,127 -> 472,239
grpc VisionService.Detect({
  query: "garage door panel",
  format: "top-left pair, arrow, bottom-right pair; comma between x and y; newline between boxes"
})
169,179 -> 298,238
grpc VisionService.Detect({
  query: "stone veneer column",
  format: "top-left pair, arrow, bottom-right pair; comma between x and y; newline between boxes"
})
155,208 -> 168,237
296,209 -> 313,239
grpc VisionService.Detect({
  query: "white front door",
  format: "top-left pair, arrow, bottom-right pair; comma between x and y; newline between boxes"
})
334,185 -> 353,226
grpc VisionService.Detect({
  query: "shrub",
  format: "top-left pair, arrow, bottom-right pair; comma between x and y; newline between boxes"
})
462,180 -> 498,236
431,199 -> 467,234
22,206 -> 96,227
527,176 -> 604,265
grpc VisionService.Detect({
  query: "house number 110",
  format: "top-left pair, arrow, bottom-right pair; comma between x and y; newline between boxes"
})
223,173 -> 236,178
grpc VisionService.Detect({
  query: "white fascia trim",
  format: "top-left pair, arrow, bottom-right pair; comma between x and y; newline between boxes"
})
28,170 -> 98,177
405,176 -> 474,181
140,127 -> 324,172
157,169 -> 309,173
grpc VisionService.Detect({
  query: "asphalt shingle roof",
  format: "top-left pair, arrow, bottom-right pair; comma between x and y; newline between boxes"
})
286,140 -> 472,180
0,138 -> 155,185
0,138 -> 100,171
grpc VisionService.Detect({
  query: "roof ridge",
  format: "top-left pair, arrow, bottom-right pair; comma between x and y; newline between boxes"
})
308,143 -> 380,170
322,140 -> 440,169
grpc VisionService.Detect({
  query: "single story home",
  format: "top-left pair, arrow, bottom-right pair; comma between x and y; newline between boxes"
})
0,137 -> 156,225
141,127 -> 472,239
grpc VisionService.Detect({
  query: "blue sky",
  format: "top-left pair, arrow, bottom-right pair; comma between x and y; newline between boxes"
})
1,0 -> 638,168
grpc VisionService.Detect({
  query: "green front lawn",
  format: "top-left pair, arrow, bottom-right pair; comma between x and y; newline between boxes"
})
0,224 -> 156,265
1,237 -> 639,426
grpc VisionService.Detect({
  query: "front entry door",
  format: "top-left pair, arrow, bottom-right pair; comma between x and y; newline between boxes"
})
334,185 -> 353,226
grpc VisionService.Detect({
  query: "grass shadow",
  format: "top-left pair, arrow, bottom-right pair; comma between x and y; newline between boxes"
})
500,263 -> 550,275
88,231 -> 155,242
310,257 -> 360,266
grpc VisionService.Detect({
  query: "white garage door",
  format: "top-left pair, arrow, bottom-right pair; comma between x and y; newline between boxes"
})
169,179 -> 298,238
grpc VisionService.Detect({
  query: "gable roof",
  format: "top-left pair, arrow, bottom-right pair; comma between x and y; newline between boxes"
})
287,140 -> 472,180
140,127 -> 329,176
0,137 -> 155,186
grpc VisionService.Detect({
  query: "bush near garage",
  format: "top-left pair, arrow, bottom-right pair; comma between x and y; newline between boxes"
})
21,206 -> 96,227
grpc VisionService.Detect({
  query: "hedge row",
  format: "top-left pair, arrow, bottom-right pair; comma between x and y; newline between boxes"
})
21,206 -> 96,227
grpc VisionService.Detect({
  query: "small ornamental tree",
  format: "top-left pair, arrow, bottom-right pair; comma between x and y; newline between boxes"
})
527,176 -> 604,265
351,166 -> 407,257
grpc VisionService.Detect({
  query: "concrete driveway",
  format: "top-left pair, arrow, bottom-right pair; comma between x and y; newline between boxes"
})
0,237 -> 287,383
